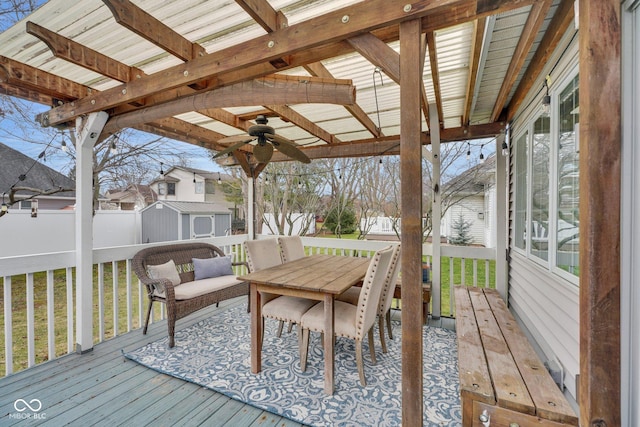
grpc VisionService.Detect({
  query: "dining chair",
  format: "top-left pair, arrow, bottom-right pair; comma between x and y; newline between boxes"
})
299,245 -> 395,386
335,244 -> 401,353
277,235 -> 306,263
244,239 -> 317,344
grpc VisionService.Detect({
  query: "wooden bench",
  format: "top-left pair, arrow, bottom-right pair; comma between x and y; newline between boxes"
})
454,286 -> 578,426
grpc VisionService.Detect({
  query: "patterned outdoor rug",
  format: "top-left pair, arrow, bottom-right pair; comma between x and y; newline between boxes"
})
124,303 -> 461,426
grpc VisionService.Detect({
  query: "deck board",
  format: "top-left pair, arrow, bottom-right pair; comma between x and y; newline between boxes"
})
1,297 -> 454,426
1,298 -> 304,427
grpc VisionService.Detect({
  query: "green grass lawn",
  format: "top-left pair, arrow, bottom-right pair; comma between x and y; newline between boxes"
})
0,262 -> 162,374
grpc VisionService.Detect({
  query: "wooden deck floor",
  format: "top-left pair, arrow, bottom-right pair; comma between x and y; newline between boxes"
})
0,297 -> 454,426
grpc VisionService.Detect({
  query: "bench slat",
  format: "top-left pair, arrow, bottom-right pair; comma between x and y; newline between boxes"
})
483,289 -> 579,426
453,286 -> 495,422
468,287 -> 536,416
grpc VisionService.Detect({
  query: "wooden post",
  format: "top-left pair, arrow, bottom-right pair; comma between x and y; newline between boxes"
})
579,0 -> 621,425
430,102 -> 441,319
400,18 -> 423,426
75,111 -> 108,353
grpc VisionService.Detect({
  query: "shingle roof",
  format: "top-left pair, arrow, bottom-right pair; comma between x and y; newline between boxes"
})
0,142 -> 76,198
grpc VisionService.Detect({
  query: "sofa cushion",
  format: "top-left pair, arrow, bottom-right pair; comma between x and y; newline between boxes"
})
193,256 -> 233,280
147,259 -> 181,287
174,276 -> 245,300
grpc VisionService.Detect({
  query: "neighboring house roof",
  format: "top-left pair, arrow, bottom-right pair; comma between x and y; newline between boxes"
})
444,154 -> 496,195
0,141 -> 76,199
142,200 -> 231,214
150,166 -> 227,184
106,184 -> 157,204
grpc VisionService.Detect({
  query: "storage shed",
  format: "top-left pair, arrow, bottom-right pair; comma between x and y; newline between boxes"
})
141,201 -> 232,243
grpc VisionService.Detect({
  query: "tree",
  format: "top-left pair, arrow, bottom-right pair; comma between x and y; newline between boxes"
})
324,199 -> 357,236
449,212 -> 474,245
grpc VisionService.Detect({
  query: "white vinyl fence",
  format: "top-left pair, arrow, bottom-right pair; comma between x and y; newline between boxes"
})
0,210 -> 141,257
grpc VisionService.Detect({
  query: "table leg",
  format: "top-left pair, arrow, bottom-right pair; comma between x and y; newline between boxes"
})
323,294 -> 334,394
250,283 -> 262,373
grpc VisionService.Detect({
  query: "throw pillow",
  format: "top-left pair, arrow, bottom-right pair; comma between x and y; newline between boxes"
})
147,259 -> 181,286
193,256 -> 233,280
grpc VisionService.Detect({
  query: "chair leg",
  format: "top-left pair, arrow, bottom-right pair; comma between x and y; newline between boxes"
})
378,316 -> 388,354
300,328 -> 310,372
386,310 -> 393,340
355,339 -> 367,386
276,320 -> 285,337
168,318 -> 175,348
143,300 -> 153,335
368,328 -> 376,365
288,322 -> 294,333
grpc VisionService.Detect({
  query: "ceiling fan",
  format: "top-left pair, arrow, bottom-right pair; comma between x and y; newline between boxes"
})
213,115 -> 310,164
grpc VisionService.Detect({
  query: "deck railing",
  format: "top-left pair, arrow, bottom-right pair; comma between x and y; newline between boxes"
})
0,235 -> 495,376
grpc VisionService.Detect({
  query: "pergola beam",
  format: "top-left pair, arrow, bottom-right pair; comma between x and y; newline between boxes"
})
42,0 -> 535,126
463,18 -> 486,125
103,0 -> 206,61
490,0 -> 553,122
505,0 -> 575,121
425,31 -> 444,128
97,75 -> 355,134
265,104 -> 340,145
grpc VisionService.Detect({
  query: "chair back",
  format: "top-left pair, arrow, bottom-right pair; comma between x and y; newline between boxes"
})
244,239 -> 282,272
277,236 -> 305,263
354,245 -> 395,340
377,244 -> 401,317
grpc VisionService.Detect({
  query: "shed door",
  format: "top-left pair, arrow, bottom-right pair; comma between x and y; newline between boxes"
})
191,215 -> 214,239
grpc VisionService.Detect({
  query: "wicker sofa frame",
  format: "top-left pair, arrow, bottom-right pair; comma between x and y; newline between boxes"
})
132,242 -> 249,347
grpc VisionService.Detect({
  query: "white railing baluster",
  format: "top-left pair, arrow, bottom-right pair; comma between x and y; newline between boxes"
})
112,261 -> 119,337
473,259 -> 478,287
26,273 -> 35,367
66,267 -> 73,353
98,263 -> 105,341
3,276 -> 13,375
47,270 -> 55,360
126,259 -> 132,332
461,258 -> 466,286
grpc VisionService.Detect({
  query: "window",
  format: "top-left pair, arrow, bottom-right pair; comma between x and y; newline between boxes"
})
195,182 -> 204,194
556,75 -> 579,276
158,182 -> 166,195
514,131 -> 528,250
167,183 -> 176,196
513,69 -> 579,282
531,115 -> 551,261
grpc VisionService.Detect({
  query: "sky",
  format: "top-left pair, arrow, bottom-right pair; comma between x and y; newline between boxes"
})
0,0 -> 221,176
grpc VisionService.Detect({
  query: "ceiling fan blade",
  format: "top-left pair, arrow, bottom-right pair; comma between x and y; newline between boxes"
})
212,140 -> 252,159
253,143 -> 274,163
266,134 -> 311,164
218,134 -> 255,144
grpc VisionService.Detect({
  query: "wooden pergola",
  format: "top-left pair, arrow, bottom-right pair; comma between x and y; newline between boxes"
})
0,0 -> 621,424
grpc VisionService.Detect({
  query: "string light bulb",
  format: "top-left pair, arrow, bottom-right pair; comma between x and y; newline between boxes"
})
110,140 -> 117,155
217,172 -> 222,185
1,194 -> 7,213
160,162 -> 164,178
542,75 -> 551,115
61,138 -> 69,153
466,142 -> 471,161
501,140 -> 509,156
479,144 -> 485,163
193,172 -> 196,183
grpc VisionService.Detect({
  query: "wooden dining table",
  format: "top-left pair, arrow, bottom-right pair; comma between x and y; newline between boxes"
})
237,254 -> 370,394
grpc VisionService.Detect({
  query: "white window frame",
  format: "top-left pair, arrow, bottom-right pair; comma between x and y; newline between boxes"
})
512,64 -> 580,286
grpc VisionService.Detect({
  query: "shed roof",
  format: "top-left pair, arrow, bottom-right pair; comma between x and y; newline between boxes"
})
144,200 -> 231,214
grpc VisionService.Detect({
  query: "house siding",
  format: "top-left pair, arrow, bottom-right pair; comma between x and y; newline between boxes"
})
443,196 -> 485,245
507,27 -> 579,405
